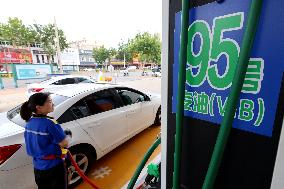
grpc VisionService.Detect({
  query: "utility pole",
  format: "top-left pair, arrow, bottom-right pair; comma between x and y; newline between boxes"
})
54,16 -> 63,73
123,52 -> 126,68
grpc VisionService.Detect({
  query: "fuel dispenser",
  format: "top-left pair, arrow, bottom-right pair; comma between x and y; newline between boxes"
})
160,0 -> 284,188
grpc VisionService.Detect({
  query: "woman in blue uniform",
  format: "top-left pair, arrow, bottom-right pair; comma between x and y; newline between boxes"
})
20,92 -> 71,189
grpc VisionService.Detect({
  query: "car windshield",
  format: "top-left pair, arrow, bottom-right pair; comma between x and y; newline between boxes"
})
7,94 -> 69,127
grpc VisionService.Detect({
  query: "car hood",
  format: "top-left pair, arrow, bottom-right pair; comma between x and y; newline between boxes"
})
0,112 -> 24,139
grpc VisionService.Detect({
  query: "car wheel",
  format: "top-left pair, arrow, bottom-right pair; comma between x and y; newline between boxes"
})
154,107 -> 161,126
67,146 -> 95,188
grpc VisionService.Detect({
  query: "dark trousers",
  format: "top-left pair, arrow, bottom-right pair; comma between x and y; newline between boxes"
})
34,162 -> 67,189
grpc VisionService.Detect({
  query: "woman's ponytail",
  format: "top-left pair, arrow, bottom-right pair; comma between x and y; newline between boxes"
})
20,101 -> 32,121
20,92 -> 50,121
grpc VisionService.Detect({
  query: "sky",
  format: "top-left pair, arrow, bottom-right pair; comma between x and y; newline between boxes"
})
0,0 -> 162,48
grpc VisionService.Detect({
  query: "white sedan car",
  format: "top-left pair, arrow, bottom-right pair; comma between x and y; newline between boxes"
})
0,84 -> 161,189
27,75 -> 96,96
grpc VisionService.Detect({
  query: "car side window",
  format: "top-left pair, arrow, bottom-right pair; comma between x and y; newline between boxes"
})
116,88 -> 146,106
57,109 -> 76,124
85,89 -> 118,115
58,97 -> 94,123
77,77 -> 94,83
59,78 -> 76,85
58,89 -> 123,123
69,99 -> 92,119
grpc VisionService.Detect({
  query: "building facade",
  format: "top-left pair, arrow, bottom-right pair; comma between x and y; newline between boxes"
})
78,49 -> 96,69
30,46 -> 57,64
60,48 -> 80,72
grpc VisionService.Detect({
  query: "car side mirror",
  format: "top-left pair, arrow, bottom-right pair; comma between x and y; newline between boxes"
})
144,95 -> 151,101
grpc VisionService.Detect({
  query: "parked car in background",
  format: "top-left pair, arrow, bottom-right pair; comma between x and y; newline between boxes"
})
120,66 -> 138,76
151,68 -> 162,77
27,75 -> 96,96
0,83 -> 161,189
120,67 -> 129,76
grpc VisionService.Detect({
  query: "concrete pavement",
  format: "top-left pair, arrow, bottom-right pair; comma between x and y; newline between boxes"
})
0,88 -> 27,112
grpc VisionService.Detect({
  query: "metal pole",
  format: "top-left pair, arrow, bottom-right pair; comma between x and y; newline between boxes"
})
54,16 -> 63,73
173,0 -> 190,188
123,52 -> 126,68
202,1 -> 263,188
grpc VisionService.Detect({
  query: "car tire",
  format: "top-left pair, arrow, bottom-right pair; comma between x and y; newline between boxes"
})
67,146 -> 95,188
154,107 -> 161,126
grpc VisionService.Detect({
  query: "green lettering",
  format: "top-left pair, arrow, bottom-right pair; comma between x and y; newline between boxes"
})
209,93 -> 216,116
254,98 -> 265,126
238,99 -> 254,121
184,91 -> 193,111
208,13 -> 243,89
197,92 -> 209,114
192,92 -> 198,112
217,96 -> 227,116
242,58 -> 264,94
186,21 -> 210,87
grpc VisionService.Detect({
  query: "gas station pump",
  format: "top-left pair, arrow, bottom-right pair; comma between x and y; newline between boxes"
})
159,0 -> 284,188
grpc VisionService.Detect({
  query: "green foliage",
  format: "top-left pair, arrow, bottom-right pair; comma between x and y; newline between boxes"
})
33,23 -> 68,57
92,46 -> 109,64
116,41 -> 132,63
128,32 -> 161,64
22,25 -> 38,47
0,17 -> 161,66
0,17 -> 68,58
108,47 -> 117,57
108,47 -> 118,63
0,17 -> 28,47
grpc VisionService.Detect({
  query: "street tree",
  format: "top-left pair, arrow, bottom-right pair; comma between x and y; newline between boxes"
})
22,25 -> 38,47
0,23 -> 9,42
93,46 -> 109,68
0,17 -> 27,47
33,23 -> 68,63
108,47 -> 117,59
127,32 -> 161,65
116,41 -> 132,63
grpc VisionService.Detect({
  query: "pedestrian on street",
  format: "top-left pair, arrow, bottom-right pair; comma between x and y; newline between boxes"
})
20,92 -> 71,189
